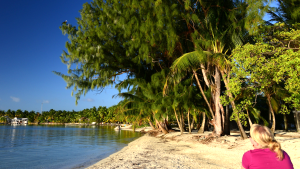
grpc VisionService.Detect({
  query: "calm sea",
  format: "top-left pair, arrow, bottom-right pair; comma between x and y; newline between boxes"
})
0,125 -> 142,169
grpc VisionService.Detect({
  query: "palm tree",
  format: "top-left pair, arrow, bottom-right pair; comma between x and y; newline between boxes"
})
164,0 -> 267,138
35,112 -> 41,123
23,110 -> 29,119
0,116 -> 7,123
115,70 -> 171,134
15,109 -> 23,118
6,109 -> 14,118
28,111 -> 36,123
0,110 -> 5,117
96,106 -> 105,123
163,84 -> 186,133
267,0 -> 300,26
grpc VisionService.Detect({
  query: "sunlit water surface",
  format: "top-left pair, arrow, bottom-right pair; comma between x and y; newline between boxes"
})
0,125 -> 142,169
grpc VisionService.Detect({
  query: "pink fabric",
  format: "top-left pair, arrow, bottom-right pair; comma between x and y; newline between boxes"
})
242,148 -> 294,169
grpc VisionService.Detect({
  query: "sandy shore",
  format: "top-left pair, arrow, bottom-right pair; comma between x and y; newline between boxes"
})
87,129 -> 300,169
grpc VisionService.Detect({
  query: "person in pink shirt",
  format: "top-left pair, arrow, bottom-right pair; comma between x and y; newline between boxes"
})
242,124 -> 294,169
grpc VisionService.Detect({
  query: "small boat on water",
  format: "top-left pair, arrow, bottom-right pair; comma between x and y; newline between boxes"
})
11,117 -> 28,125
115,125 -> 121,130
114,124 -> 132,130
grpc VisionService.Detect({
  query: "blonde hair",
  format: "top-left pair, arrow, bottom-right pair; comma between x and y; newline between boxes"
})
250,124 -> 283,160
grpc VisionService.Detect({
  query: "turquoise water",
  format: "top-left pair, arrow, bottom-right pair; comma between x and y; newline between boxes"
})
0,125 -> 142,169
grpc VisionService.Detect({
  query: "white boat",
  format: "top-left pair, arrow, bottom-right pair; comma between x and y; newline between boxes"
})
114,124 -> 132,130
11,117 -> 28,125
114,125 -> 121,130
11,117 -> 20,124
21,118 -> 28,124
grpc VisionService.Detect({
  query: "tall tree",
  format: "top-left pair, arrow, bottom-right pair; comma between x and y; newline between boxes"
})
54,0 -> 185,105
229,23 -> 300,133
55,0 -> 272,139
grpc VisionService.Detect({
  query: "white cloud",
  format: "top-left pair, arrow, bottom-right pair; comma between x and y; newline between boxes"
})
43,100 -> 50,104
10,96 -> 20,102
86,98 -> 94,102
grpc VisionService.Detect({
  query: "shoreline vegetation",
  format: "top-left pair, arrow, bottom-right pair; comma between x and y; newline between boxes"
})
55,0 -> 300,142
87,127 -> 300,169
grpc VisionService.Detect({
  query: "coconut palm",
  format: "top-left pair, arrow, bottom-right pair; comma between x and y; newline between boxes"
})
15,109 -> 23,118
164,0 -> 262,138
28,111 -> 35,123
0,110 -> 5,117
115,70 -> 171,134
267,0 -> 300,26
5,109 -> 14,118
23,110 -> 29,119
0,116 -> 7,123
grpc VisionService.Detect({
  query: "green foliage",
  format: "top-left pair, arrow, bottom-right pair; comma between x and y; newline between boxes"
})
171,51 -> 208,72
279,104 -> 290,115
54,0 -> 185,105
2,106 -> 121,124
0,116 -> 7,123
228,23 -> 300,126
54,0 -> 289,134
55,0 -> 272,105
267,0 -> 300,26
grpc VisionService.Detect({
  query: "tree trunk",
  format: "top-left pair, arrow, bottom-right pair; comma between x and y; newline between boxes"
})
294,110 -> 300,132
201,63 -> 210,87
246,109 -> 253,127
187,109 -> 191,134
163,118 -> 168,130
220,102 -> 225,133
196,114 -> 201,130
163,118 -> 169,131
214,68 -> 223,136
191,117 -> 195,131
181,113 -> 186,132
223,101 -> 230,135
198,112 -> 206,133
155,119 -> 169,134
269,109 -> 272,128
166,115 -> 171,129
283,114 -> 288,131
220,70 -> 247,139
193,70 -> 215,119
232,101 -> 247,139
153,114 -> 158,129
267,94 -> 276,133
201,64 -> 224,134
148,118 -> 156,129
196,123 -> 201,130
174,108 -> 184,134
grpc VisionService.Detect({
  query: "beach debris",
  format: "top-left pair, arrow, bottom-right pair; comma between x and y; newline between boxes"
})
199,135 -> 215,144
147,129 -> 161,137
140,129 -> 147,134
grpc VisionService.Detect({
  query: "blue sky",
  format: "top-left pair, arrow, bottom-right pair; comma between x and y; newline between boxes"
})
0,1 -> 277,112
0,0 -> 123,112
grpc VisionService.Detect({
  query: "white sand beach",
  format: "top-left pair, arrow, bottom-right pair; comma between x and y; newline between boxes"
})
87,128 -> 300,169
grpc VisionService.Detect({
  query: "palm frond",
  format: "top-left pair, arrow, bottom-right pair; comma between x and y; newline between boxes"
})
170,51 -> 207,72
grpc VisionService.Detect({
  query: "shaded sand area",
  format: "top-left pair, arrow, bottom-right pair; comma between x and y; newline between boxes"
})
87,128 -> 300,169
